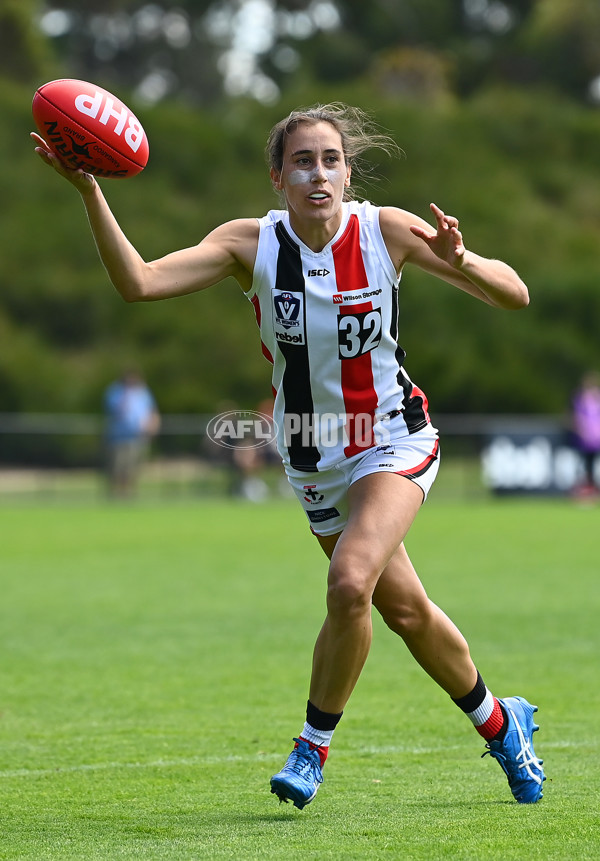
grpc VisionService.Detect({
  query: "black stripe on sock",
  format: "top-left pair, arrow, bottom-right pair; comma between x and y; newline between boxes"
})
452,670 -> 486,714
306,700 -> 343,732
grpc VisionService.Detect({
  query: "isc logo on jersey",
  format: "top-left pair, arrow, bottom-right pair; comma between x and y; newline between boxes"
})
273,290 -> 305,345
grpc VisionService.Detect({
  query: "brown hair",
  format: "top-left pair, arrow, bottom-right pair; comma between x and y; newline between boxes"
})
266,102 -> 401,201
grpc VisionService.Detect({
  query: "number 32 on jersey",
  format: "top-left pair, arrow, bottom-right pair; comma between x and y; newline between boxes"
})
337,308 -> 382,359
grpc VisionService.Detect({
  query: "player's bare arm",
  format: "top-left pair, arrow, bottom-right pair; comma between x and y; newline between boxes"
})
86,194 -> 258,301
32,131 -> 258,300
137,219 -> 259,300
379,203 -> 529,310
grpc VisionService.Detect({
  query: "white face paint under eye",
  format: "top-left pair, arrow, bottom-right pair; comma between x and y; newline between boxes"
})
288,166 -> 344,185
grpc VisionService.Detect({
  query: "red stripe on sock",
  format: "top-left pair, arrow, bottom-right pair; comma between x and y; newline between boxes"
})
298,736 -> 329,767
475,698 -> 504,740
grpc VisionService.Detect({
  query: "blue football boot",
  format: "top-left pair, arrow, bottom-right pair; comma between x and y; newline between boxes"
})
270,738 -> 323,810
483,696 -> 545,803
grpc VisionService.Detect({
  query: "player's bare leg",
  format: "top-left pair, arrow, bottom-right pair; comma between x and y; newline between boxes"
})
271,473 -> 423,808
271,471 -> 544,807
371,543 -> 477,697
309,473 -> 425,714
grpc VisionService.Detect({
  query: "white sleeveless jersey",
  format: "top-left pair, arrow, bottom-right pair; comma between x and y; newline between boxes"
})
246,200 -> 431,472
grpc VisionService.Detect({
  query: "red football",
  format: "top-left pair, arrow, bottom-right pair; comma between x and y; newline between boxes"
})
32,79 -> 149,178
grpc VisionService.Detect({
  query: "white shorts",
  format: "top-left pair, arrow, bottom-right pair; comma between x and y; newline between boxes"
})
285,422 -> 440,536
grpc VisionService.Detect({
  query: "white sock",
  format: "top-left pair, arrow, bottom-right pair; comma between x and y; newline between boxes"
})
300,721 -> 335,748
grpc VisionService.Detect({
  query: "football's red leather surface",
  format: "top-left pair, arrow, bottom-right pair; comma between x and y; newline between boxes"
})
33,79 -> 149,178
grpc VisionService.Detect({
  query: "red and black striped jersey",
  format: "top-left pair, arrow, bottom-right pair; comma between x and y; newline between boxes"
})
247,200 -> 430,471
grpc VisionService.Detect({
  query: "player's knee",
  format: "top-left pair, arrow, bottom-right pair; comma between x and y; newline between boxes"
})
326,561 -> 373,619
380,596 -> 432,639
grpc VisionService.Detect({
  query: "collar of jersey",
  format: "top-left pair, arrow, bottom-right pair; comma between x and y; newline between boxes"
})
282,203 -> 352,258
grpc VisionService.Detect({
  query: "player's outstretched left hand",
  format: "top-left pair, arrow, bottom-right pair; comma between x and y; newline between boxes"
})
410,202 -> 466,269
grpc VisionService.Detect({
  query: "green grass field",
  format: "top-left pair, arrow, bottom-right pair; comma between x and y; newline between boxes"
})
1,496 -> 598,859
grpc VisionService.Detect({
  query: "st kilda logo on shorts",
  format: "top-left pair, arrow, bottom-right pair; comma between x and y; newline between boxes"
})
303,485 -> 324,504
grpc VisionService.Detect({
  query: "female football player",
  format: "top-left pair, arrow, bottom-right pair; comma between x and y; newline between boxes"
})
32,102 -> 544,808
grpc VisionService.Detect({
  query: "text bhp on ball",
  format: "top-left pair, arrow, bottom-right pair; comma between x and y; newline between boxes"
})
73,90 -> 145,154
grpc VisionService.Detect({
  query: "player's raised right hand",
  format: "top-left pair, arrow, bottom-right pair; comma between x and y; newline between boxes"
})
31,132 -> 97,194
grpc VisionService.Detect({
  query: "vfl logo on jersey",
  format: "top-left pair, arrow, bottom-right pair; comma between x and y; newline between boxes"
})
273,289 -> 305,345
274,291 -> 301,329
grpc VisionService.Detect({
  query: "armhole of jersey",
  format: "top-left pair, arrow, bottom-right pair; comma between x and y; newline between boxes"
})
246,215 -> 268,301
368,203 -> 401,288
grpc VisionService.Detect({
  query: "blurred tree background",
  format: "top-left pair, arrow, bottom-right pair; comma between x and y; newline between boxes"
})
2,0 -> 600,422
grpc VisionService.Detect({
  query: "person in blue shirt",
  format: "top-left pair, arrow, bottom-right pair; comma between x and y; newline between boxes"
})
104,370 -> 160,497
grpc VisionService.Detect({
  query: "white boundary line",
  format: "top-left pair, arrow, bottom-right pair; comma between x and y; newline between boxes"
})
0,740 -> 588,780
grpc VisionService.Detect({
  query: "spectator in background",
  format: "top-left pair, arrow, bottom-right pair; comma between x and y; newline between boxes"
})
104,370 -> 160,498
229,398 -> 289,501
231,439 -> 270,502
571,371 -> 600,497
